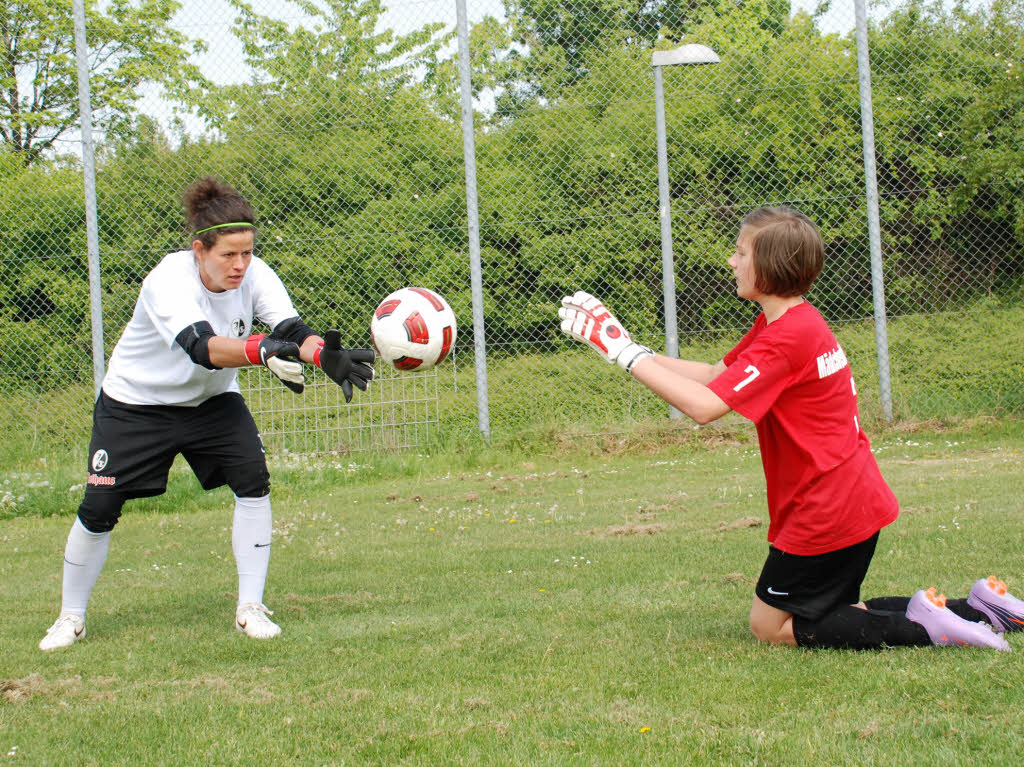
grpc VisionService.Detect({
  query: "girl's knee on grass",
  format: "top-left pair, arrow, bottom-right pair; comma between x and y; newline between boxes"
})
749,597 -> 798,646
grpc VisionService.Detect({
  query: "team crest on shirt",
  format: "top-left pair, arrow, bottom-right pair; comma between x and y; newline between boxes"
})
91,449 -> 109,472
231,318 -> 247,337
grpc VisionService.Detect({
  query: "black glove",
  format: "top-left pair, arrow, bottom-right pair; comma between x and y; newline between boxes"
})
244,334 -> 305,393
314,329 -> 375,402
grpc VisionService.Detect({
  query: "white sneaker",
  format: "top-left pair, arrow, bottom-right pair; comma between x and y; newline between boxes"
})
235,603 -> 281,639
39,614 -> 86,651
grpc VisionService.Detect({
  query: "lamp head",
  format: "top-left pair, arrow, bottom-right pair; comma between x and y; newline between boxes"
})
652,44 -> 720,68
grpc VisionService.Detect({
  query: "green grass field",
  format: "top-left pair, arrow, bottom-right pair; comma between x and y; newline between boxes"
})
2,418 -> 1023,765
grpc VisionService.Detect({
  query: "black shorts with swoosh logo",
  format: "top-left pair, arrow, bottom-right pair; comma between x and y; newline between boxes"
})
754,532 -> 880,621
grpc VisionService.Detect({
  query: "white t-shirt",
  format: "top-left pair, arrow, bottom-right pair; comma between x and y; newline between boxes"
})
102,250 -> 298,407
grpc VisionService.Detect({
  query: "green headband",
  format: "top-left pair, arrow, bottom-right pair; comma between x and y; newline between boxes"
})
193,221 -> 255,236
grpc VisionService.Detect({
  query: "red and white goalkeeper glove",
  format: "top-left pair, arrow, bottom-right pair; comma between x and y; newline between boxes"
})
558,291 -> 654,372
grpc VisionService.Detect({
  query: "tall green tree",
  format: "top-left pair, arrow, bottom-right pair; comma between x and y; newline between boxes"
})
0,0 -> 208,165
491,0 -> 791,109
202,0 -> 448,130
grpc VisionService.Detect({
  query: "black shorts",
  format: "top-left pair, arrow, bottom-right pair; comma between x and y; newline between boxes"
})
754,532 -> 880,621
84,391 -> 269,501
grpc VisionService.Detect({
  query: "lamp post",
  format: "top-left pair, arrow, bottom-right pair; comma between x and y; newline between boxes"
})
653,44 -> 719,418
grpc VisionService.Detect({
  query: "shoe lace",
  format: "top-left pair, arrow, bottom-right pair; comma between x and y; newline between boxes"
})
239,603 -> 274,620
47,614 -> 81,634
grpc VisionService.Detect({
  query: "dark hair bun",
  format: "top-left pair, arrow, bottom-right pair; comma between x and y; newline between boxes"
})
183,177 -> 238,219
183,177 -> 256,244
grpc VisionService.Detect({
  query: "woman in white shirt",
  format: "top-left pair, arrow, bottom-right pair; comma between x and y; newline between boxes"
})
39,177 -> 374,650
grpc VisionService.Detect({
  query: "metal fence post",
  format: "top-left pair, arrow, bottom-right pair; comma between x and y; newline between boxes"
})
72,0 -> 105,398
854,0 -> 893,422
652,45 -> 719,421
652,65 -> 682,421
455,0 -> 490,439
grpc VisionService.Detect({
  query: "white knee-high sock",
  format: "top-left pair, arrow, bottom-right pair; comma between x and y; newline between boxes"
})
232,494 -> 273,606
61,517 -> 111,617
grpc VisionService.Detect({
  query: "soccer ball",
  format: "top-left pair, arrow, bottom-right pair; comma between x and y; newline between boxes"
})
370,287 -> 457,371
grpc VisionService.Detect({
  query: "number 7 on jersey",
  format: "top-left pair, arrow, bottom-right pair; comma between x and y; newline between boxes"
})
733,365 -> 760,392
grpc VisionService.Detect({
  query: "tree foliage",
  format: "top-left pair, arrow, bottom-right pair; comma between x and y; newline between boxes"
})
486,0 -> 790,112
0,0 -> 208,165
199,0 -> 449,129
0,0 -> 1022,390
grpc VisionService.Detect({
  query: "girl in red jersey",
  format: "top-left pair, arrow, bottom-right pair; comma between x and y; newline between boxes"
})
559,206 -> 1023,650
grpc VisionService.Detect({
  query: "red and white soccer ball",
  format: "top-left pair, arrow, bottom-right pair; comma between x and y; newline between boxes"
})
370,287 -> 457,371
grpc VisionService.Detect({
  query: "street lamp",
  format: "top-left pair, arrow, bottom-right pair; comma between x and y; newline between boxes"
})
652,43 -> 719,418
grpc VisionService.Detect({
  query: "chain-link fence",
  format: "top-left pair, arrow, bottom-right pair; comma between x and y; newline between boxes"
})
1,0 -> 1021,458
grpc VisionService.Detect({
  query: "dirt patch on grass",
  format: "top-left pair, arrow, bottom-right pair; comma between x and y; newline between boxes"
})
887,415 -> 1000,435
338,688 -> 373,703
1,674 -> 82,704
174,676 -> 276,704
556,423 -> 750,456
286,591 -> 376,606
716,516 -> 763,531
900,506 -> 934,515
587,521 -> 668,537
639,504 -> 672,513
404,719 -> 509,742
607,697 -> 646,725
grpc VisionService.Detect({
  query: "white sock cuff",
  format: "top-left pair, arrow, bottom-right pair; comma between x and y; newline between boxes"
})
73,515 -> 110,540
234,494 -> 271,516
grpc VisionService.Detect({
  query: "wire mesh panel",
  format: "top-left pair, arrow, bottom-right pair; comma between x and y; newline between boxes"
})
468,0 -> 1023,431
0,165 -> 98,454
470,0 -> 870,434
0,0 -> 1021,461
861,0 -> 1024,417
133,0 -> 483,452
2,0 -> 483,455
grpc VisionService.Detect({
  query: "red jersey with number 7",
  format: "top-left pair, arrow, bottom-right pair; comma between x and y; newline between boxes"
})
708,301 -> 898,555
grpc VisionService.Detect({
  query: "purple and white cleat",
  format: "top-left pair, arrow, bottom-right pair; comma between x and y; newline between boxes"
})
907,588 -> 1010,651
968,575 -> 1024,633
